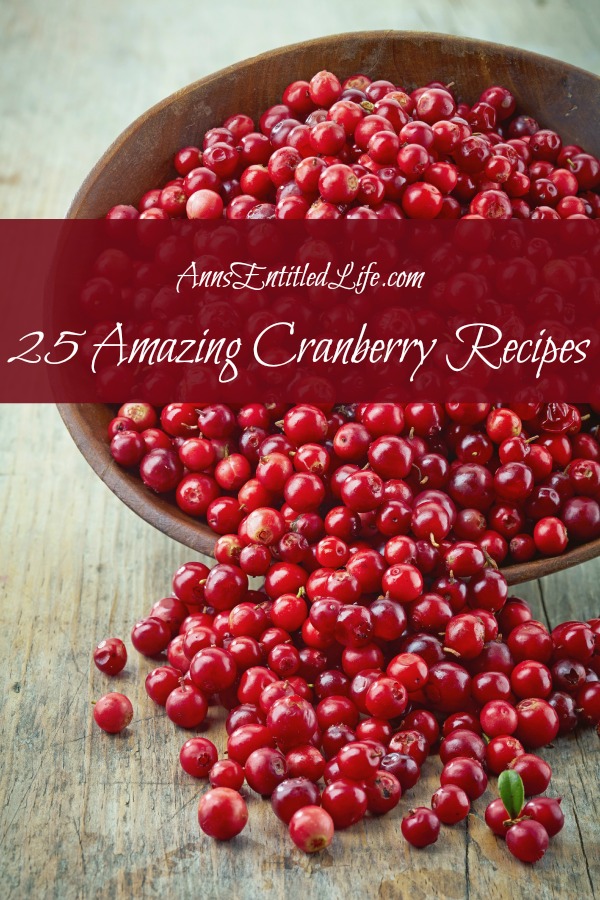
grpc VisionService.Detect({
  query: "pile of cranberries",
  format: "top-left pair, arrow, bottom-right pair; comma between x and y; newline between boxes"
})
106,70 -> 599,221
109,400 -> 600,566
95,399 -> 600,862
94,70 -> 600,862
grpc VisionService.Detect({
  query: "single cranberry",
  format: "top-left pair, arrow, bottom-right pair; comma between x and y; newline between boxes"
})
131,617 -> 171,657
522,797 -> 564,837
506,819 -> 549,864
440,757 -> 488,799
321,779 -> 368,829
576,682 -> 600,725
180,737 -> 218,778
401,807 -> 440,847
244,747 -> 288,796
165,685 -> 208,729
227,723 -> 275,765
511,660 -> 553,700
431,784 -> 470,824
267,695 -> 318,751
198,788 -> 248,840
93,638 -> 127,675
145,666 -> 181,705
285,745 -> 326,782
209,759 -> 245,791
93,692 -> 133,733
440,729 -> 487,765
480,699 -> 519,737
425,662 -> 472,712
289,805 -> 334,853
337,741 -> 383,781
140,449 -> 183,492
365,770 -> 402,816
509,753 -> 552,796
486,735 -> 525,775
444,613 -> 486,660
380,752 -> 421,791
515,698 -> 559,748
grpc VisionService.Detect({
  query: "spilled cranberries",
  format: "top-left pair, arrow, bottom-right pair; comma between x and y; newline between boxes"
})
90,68 -> 600,864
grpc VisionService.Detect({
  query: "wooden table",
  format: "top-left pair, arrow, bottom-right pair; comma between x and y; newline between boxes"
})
1,2 -> 599,897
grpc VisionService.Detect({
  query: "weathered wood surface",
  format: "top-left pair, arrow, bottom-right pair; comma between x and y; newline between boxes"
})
1,1 -> 600,897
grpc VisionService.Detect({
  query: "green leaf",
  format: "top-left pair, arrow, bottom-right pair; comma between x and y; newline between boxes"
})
498,769 -> 525,820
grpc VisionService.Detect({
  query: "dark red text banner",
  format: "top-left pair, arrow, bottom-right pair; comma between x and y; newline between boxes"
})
1,219 -> 599,403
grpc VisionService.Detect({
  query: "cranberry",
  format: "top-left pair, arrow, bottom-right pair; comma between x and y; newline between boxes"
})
140,449 -> 184,492
321,779 -> 368,829
289,805 -> 334,853
145,666 -> 181,705
93,638 -> 127,675
341,470 -> 384,512
440,729 -> 487,765
534,516 -> 568,555
506,819 -> 549,864
388,730 -> 429,766
267,695 -> 318,751
401,807 -> 440,847
431,784 -> 470,824
131,617 -> 171,657
576,682 -> 600,725
209,759 -> 245,791
198,788 -> 248,840
515,698 -> 559,748
190,647 -> 237,693
522,797 -> 564,837
382,564 -> 423,602
425,662 -> 472,712
110,430 -> 146,466
486,735 -> 525,775
165,685 -> 208,729
507,621 -> 552,663
244,747 -> 288,796
444,613 -> 486,659
401,710 -> 439,746
440,757 -> 487,799
227,723 -> 275,765
485,797 -> 512,836
509,753 -> 552,796
93,692 -> 133,733
548,690 -> 579,734
442,712 -> 481,737
480,699 -> 519,737
180,737 -> 218,778
285,745 -> 326,782
511,660 -> 553,699
563,496 -> 600,541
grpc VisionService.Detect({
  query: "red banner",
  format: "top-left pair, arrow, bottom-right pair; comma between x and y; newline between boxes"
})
1,219 -> 599,403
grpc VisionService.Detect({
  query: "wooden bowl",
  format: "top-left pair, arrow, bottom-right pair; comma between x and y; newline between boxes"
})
60,31 -> 600,584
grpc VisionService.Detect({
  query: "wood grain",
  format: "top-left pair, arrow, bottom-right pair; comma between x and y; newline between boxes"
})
1,2 -> 600,898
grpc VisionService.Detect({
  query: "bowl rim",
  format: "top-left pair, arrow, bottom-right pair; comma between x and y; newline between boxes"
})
61,30 -> 600,583
66,29 -> 599,220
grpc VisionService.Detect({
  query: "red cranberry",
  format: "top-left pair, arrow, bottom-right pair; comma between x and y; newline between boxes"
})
93,638 -> 127,675
198,788 -> 248,840
401,807 -> 440,847
93,692 -> 133,733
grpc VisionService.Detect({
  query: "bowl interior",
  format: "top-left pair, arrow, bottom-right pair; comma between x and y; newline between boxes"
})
61,31 -> 600,582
